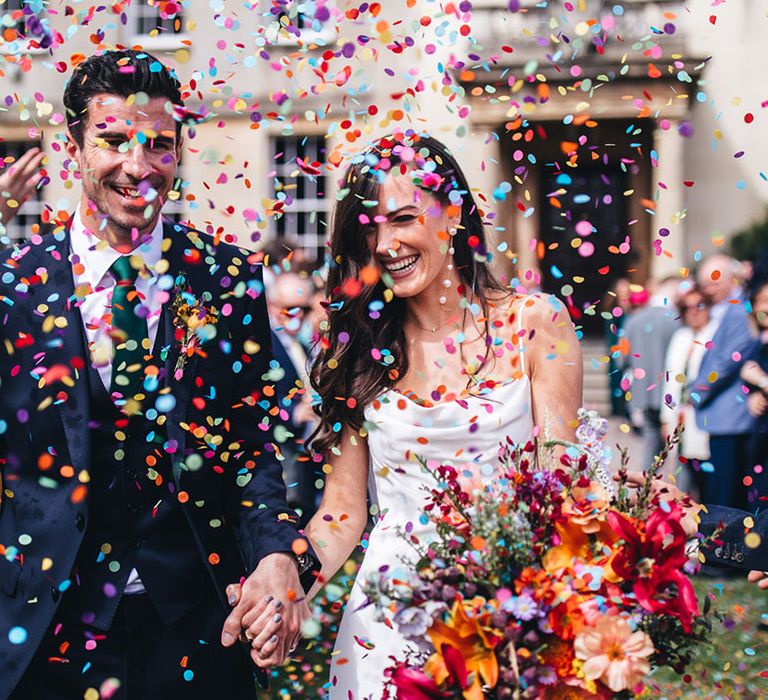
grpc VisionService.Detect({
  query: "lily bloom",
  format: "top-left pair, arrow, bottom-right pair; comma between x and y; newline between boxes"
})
425,599 -> 501,700
608,504 -> 699,632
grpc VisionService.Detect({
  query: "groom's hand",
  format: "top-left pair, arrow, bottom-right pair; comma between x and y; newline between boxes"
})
220,553 -> 309,667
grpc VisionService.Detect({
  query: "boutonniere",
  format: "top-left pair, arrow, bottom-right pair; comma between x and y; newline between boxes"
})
171,273 -> 219,379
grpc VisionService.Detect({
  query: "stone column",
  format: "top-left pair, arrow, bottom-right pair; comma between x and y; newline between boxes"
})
650,120 -> 686,278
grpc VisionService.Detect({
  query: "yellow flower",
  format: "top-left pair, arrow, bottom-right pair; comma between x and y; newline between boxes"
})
425,599 -> 500,700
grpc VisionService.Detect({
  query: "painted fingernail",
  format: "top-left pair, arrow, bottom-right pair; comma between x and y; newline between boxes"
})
269,635 -> 278,644
272,599 -> 283,609
273,613 -> 282,624
264,595 -> 274,603
228,593 -> 237,605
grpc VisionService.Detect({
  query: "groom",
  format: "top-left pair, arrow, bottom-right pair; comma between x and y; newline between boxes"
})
0,50 -> 315,699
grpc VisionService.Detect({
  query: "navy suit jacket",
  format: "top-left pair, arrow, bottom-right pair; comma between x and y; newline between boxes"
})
0,220 -> 313,696
698,505 -> 768,571
691,299 -> 760,435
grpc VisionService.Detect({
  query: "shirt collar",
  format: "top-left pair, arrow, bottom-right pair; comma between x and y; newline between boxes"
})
69,205 -> 165,288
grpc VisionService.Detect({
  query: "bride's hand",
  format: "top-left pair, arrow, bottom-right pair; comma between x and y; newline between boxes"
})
622,471 -> 701,537
224,580 -> 308,661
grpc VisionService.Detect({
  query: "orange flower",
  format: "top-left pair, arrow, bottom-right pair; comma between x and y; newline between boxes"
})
574,615 -> 654,692
425,600 -> 500,700
563,482 -> 611,534
543,520 -> 590,572
544,683 -> 613,699
537,635 -> 576,678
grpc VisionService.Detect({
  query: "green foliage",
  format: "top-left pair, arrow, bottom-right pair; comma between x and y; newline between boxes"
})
729,207 -> 768,261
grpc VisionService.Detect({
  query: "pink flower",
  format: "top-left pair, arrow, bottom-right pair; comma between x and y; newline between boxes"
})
573,615 -> 654,692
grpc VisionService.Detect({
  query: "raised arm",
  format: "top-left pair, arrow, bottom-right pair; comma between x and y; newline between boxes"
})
304,427 -> 370,600
523,294 -> 583,443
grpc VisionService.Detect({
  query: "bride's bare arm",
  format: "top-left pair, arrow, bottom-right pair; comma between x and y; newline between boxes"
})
304,428 -> 370,599
524,294 -> 583,443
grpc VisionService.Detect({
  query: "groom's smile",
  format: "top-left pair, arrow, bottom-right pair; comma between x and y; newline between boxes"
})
65,94 -> 181,248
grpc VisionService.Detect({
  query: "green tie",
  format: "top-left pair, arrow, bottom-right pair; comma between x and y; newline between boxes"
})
109,256 -> 149,406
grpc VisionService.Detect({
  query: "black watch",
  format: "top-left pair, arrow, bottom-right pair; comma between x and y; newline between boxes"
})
292,550 -> 316,592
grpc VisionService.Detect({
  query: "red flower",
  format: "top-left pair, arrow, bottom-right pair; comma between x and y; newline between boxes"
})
608,505 -> 699,632
389,663 -> 450,699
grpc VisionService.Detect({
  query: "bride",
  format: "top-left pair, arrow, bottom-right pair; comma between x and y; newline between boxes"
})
304,132 -> 583,698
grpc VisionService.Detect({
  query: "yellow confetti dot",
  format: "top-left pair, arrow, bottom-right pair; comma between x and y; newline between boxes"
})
707,371 -> 719,383
743,516 -> 755,529
42,557 -> 53,571
744,532 -> 761,549
619,423 -> 631,434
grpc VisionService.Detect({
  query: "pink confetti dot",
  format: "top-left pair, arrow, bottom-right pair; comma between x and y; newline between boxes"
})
578,241 -> 595,257
85,639 -> 97,651
575,220 -> 593,236
732,351 -> 742,361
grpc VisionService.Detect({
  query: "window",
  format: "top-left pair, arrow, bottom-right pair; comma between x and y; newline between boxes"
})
0,141 -> 46,246
0,0 -> 52,53
132,0 -> 184,38
271,135 -> 328,262
264,1 -> 336,46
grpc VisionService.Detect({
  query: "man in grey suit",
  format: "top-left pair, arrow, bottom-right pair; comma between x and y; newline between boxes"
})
622,277 -> 680,470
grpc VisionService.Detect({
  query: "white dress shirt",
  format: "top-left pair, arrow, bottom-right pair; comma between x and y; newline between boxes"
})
69,206 -> 166,594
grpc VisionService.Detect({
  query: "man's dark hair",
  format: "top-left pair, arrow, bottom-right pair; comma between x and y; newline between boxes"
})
63,49 -> 184,147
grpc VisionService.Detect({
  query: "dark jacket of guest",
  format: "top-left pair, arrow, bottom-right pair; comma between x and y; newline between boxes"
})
698,505 -> 768,571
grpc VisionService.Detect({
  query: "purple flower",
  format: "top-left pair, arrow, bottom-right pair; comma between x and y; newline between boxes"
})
502,593 -> 539,621
394,606 -> 432,639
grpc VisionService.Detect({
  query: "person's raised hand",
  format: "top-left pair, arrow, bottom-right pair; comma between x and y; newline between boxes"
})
220,553 -> 309,668
623,471 -> 701,537
747,570 -> 768,590
0,147 -> 46,225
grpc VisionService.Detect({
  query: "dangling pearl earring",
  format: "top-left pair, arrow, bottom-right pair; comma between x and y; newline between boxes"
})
439,226 -> 458,307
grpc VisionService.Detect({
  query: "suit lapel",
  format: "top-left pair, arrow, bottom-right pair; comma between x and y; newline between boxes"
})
29,228 -> 92,482
160,219 -> 202,481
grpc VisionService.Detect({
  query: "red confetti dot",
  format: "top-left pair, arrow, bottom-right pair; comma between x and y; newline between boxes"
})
745,113 -> 755,124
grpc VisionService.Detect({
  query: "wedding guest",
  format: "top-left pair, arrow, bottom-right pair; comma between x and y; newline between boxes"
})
603,277 -> 632,416
621,277 -> 680,470
732,260 -> 768,507
660,285 -> 716,497
692,264 -> 757,509
0,145 -> 46,241
267,271 -> 319,521
696,253 -> 745,328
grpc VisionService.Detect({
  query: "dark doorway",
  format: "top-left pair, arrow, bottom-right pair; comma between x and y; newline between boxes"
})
539,164 -> 630,335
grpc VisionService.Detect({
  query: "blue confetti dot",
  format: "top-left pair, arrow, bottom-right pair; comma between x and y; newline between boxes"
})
8,627 -> 27,645
183,669 -> 194,682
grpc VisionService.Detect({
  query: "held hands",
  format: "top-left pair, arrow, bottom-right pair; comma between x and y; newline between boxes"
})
0,147 -> 46,224
220,553 -> 309,668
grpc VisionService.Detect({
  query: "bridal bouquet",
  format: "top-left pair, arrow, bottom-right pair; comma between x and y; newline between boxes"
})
365,410 -> 715,699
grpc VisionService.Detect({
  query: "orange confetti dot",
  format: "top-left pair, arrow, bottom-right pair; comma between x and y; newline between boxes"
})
471,536 -> 486,550
59,465 -> 75,479
38,454 -> 54,471
70,485 -> 87,504
208,553 -> 220,566
292,538 -> 309,555
178,491 -> 189,504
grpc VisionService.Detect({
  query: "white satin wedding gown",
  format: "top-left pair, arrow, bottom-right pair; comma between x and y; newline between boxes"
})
328,328 -> 534,699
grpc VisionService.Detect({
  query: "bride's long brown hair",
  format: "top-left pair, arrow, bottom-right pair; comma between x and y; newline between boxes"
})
309,132 -> 505,453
